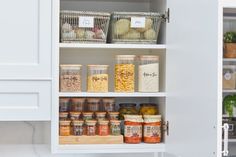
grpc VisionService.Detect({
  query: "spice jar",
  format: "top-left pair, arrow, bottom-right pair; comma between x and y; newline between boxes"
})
95,112 -> 107,120
115,55 -> 135,92
223,65 -> 236,89
143,115 -> 161,143
59,98 -> 70,112
139,103 -> 158,115
110,120 -> 121,136
87,65 -> 109,92
98,120 -> 109,136
138,55 -> 159,92
71,98 -> 86,112
118,103 -> 138,120
59,112 -> 69,120
86,120 -> 97,136
102,98 -> 116,112
124,115 -> 143,144
60,64 -> 82,92
69,112 -> 81,120
59,120 -> 71,136
72,120 -> 84,136
82,112 -> 93,120
87,98 -> 100,112
108,112 -> 119,120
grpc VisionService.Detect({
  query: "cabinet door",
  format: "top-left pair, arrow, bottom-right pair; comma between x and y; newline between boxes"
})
0,0 -> 51,79
165,1 -> 221,157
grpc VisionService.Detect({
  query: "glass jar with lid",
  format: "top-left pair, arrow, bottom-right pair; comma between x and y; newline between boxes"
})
59,120 -> 71,136
72,120 -> 84,136
59,98 -> 70,112
71,98 -> 86,112
139,103 -> 158,115
86,120 -> 97,136
138,55 -> 159,92
102,98 -> 116,112
60,64 -> 82,92
87,98 -> 101,112
118,103 -> 138,120
115,55 -> 136,92
87,65 -> 109,92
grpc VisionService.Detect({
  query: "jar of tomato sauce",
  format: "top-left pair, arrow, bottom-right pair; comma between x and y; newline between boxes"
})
143,115 -> 161,143
124,115 -> 143,144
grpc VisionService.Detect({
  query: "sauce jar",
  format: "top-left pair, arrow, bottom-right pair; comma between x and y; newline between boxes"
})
87,98 -> 101,112
138,55 -> 159,92
86,120 -> 97,136
59,112 -> 69,120
143,115 -> 161,143
72,120 -> 84,136
118,103 -> 138,120
98,120 -> 109,136
60,64 -> 82,92
124,115 -> 143,144
59,120 -> 71,136
110,120 -> 121,136
82,112 -> 93,120
115,55 -> 136,92
69,112 -> 81,120
108,112 -> 119,120
71,98 -> 86,112
59,98 -> 70,112
139,103 -> 158,115
87,65 -> 109,92
95,112 -> 107,120
102,98 -> 116,112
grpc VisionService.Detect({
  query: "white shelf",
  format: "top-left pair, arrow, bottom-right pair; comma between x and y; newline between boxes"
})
223,58 -> 236,62
222,0 -> 236,8
56,143 -> 165,154
60,43 -> 166,50
223,90 -> 236,93
59,92 -> 166,97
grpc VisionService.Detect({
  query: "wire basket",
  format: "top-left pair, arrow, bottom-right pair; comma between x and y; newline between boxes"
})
60,11 -> 110,43
110,12 -> 163,44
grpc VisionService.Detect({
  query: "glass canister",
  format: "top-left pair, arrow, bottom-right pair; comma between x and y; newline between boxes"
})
86,120 -> 97,136
143,115 -> 161,143
71,98 -> 86,112
59,98 -> 70,112
60,64 -> 82,92
59,120 -> 71,136
87,98 -> 101,112
118,103 -> 138,120
139,103 -> 158,115
102,98 -> 116,112
138,55 -> 159,92
87,65 -> 109,92
115,55 -> 136,92
98,120 -> 109,136
110,120 -> 121,135
72,120 -> 84,136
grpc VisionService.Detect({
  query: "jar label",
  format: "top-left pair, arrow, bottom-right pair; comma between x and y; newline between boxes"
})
144,125 -> 161,138
124,125 -> 142,137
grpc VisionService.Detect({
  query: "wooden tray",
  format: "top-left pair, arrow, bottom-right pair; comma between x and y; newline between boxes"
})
59,135 -> 124,144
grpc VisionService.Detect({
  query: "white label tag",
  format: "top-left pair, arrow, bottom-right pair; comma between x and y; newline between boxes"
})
131,17 -> 145,28
79,16 -> 94,28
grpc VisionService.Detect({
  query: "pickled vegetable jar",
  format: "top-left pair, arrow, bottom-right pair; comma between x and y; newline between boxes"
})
86,120 -> 97,136
60,64 -> 82,92
139,103 -> 158,115
59,98 -> 70,112
87,98 -> 101,112
115,55 -> 135,92
87,65 -> 109,92
138,55 -> 159,92
143,115 -> 161,143
110,120 -> 121,135
59,120 -> 71,136
98,120 -> 109,136
71,98 -> 86,112
72,120 -> 84,136
102,98 -> 116,112
118,103 -> 138,120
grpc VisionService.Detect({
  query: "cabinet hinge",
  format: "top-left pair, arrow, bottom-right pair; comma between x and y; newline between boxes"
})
162,121 -> 169,136
161,8 -> 170,23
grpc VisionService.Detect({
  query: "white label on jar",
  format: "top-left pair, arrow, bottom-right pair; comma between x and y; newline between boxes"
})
79,16 -> 94,28
144,125 -> 161,138
131,17 -> 145,28
224,72 -> 232,80
139,63 -> 159,92
124,125 -> 142,137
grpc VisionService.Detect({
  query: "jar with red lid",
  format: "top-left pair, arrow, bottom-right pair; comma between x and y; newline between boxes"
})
98,120 -> 109,136
71,98 -> 86,112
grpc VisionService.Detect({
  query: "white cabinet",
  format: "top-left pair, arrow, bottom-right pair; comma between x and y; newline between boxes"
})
0,0 -> 52,120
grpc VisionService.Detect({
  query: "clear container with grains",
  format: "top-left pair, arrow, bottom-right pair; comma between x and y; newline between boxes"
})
60,65 -> 82,92
115,55 -> 136,92
71,98 -> 86,112
87,98 -> 101,112
86,120 -> 97,136
143,115 -> 161,143
72,120 -> 84,136
102,98 -> 116,112
59,98 -> 70,112
87,65 -> 109,92
138,55 -> 159,92
223,65 -> 236,90
59,120 -> 71,136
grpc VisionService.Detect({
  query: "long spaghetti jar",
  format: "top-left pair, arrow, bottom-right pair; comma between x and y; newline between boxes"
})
143,115 -> 161,143
115,55 -> 136,92
124,115 -> 143,144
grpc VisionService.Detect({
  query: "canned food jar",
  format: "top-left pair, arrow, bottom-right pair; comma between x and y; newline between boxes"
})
118,103 -> 138,120
59,112 -> 69,120
82,112 -> 94,120
110,120 -> 121,135
71,98 -> 86,111
108,112 -> 119,120
60,64 -> 82,92
59,120 -> 71,136
102,98 -> 116,112
138,55 -> 159,92
59,98 -> 70,112
86,120 -> 97,136
69,112 -> 81,120
87,65 -> 109,92
139,103 -> 158,115
95,112 -> 107,120
143,115 -> 161,143
115,55 -> 135,92
72,120 -> 84,136
98,120 -> 109,136
87,98 -> 101,112
124,115 -> 143,144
